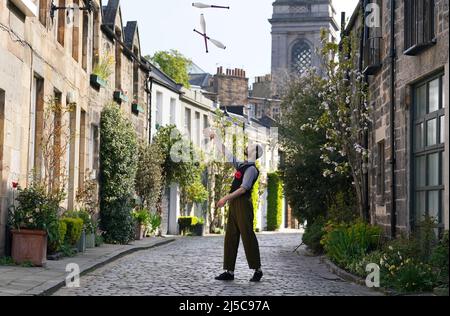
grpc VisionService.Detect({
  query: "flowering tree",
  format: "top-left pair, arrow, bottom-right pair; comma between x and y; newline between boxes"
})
313,30 -> 370,219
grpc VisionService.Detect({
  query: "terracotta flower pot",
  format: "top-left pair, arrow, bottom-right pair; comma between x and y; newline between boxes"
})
11,229 -> 47,267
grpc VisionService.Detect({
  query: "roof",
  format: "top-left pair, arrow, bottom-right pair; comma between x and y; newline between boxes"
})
188,62 -> 207,74
102,0 -> 120,28
189,73 -> 212,88
253,115 -> 277,129
149,62 -> 183,93
124,21 -> 137,49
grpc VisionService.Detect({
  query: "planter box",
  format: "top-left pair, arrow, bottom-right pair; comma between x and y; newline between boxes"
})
90,74 -> 107,89
193,224 -> 204,237
135,224 -> 145,240
131,103 -> 145,115
11,229 -> 47,267
113,91 -> 129,103
77,230 -> 86,253
86,233 -> 96,248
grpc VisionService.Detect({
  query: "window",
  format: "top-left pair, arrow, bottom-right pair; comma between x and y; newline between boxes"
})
156,92 -> 163,127
53,90 -> 63,187
195,112 -> 201,146
413,75 -> 445,228
115,28 -> 122,90
291,40 -> 312,75
404,0 -> 436,55
29,76 -> 44,175
89,124 -> 99,175
0,89 -> 5,170
72,0 -> 79,61
81,10 -> 89,70
91,7 -> 100,70
184,108 -> 192,138
363,0 -> 383,74
377,140 -> 386,203
57,0 -> 65,46
170,98 -> 177,125
39,0 -> 47,26
133,47 -> 139,101
78,110 -> 87,184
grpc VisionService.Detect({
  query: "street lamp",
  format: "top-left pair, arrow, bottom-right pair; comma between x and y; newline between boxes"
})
192,2 -> 230,9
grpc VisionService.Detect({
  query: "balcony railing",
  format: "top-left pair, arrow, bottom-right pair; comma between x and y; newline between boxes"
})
363,36 -> 382,75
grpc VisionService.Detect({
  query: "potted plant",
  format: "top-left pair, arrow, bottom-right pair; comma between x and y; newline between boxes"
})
193,217 -> 205,237
77,209 -> 96,249
146,212 -> 162,237
132,209 -> 150,240
90,54 -> 113,89
8,183 -> 61,267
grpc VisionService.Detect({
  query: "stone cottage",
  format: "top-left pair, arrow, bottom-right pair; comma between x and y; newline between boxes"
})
345,0 -> 449,237
0,0 -> 151,256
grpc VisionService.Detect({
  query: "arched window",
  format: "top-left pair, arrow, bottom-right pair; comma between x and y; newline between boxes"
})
291,41 -> 312,74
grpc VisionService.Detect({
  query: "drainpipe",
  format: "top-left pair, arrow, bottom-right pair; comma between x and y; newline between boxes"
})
389,0 -> 397,238
361,0 -> 370,223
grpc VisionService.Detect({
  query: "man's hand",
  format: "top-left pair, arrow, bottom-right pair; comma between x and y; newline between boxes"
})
216,197 -> 228,208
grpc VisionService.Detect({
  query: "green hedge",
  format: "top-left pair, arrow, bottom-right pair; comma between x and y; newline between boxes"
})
251,179 -> 260,231
61,217 -> 83,246
99,104 -> 138,244
178,216 -> 204,235
267,172 -> 283,231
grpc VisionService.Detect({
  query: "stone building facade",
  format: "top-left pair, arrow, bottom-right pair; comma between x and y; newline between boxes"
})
346,0 -> 449,236
0,0 -> 150,256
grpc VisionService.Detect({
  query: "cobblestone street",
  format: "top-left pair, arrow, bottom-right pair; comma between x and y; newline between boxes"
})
53,233 -> 379,296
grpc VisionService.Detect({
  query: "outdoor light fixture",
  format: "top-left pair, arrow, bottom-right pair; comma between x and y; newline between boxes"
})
194,14 -> 226,53
50,0 -> 93,21
192,2 -> 230,9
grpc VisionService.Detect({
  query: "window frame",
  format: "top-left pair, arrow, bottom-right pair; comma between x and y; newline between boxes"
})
411,73 -> 445,230
404,0 -> 436,56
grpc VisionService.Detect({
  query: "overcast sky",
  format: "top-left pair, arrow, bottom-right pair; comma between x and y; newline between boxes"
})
119,0 -> 359,81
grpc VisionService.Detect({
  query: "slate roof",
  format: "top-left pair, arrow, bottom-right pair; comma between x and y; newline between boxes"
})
189,73 -> 212,88
124,21 -> 137,49
102,0 -> 119,28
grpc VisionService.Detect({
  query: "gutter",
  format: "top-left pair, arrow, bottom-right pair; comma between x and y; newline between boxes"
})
389,0 -> 397,238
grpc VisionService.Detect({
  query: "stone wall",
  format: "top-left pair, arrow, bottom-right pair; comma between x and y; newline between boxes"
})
365,0 -> 449,235
0,0 -> 150,256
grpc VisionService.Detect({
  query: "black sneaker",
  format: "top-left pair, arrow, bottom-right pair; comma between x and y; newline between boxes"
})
250,271 -> 263,282
215,272 -> 235,281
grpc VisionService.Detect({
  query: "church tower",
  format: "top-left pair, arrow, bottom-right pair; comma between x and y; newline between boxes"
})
269,0 -> 339,76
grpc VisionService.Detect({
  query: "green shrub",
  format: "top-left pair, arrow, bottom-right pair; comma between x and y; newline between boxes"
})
147,212 -> 162,236
347,250 -> 384,278
267,172 -> 283,231
178,216 -> 205,235
379,243 -> 437,293
132,209 -> 151,225
64,209 -> 96,234
61,217 -> 83,246
251,178 -> 260,231
321,221 -> 382,268
99,104 -> 138,245
302,217 -> 326,254
430,231 -> 449,288
48,220 -> 67,253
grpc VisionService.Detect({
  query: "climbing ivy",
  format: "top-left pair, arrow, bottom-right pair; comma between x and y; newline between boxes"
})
267,172 -> 283,231
99,104 -> 138,244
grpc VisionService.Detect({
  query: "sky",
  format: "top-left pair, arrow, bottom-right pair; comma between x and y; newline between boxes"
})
119,0 -> 359,81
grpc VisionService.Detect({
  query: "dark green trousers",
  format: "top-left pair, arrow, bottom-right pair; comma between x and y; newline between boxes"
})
223,195 -> 261,271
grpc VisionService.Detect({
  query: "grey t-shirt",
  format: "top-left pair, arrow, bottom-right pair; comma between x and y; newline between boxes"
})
234,162 -> 258,191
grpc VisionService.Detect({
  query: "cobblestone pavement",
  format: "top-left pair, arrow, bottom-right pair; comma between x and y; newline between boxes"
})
53,233 -> 380,296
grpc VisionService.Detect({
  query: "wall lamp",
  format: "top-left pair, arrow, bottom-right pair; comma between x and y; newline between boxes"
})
50,0 -> 93,21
